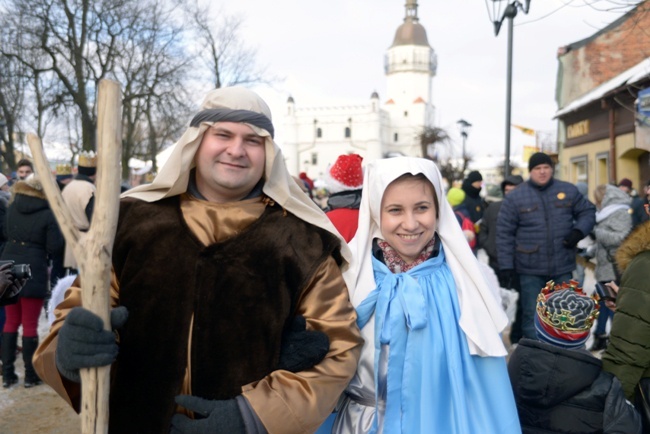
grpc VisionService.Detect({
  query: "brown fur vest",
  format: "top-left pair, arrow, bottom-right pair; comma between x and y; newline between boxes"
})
108,196 -> 341,433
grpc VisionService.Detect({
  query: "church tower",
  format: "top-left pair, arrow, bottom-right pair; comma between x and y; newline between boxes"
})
384,0 -> 437,157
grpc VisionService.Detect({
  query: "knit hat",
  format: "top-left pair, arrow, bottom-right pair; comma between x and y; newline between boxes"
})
535,280 -> 599,349
500,175 -> 523,194
465,170 -> 482,185
618,178 -> 633,189
0,173 -> 8,188
447,187 -> 466,207
77,151 -> 97,176
325,154 -> 363,194
528,152 -> 553,171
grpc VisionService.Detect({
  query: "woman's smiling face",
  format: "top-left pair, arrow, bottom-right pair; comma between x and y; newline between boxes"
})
380,176 -> 437,264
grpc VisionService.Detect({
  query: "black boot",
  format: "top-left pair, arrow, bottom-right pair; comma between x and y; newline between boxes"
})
2,332 -> 18,388
22,337 -> 42,388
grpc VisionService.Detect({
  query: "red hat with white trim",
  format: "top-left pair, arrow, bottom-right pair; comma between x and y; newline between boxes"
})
325,154 -> 364,194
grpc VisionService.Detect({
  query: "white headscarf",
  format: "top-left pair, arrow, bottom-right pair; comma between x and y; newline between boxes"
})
122,87 -> 351,266
344,157 -> 507,356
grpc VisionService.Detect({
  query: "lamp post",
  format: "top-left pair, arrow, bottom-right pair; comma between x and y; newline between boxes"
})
487,0 -> 531,177
457,119 -> 472,173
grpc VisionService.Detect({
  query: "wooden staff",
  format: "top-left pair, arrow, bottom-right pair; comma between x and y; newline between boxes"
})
27,79 -> 122,434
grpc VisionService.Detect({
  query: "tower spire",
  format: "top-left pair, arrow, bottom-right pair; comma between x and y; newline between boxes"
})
405,0 -> 419,22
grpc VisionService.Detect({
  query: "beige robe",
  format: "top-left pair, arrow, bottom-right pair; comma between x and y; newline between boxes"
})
61,178 -> 95,268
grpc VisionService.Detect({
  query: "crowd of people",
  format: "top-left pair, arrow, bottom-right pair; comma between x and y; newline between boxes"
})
0,86 -> 648,433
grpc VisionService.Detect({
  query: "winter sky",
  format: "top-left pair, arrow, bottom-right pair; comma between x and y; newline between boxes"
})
218,0 -> 635,160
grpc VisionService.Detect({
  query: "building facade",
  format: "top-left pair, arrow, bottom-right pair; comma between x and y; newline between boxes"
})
555,2 -> 650,198
282,0 -> 437,179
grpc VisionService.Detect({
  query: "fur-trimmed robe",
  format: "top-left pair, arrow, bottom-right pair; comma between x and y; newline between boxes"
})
602,220 -> 650,400
106,196 -> 342,433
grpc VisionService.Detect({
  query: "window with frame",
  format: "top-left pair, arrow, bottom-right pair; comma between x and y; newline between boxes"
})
570,156 -> 588,184
596,152 -> 609,185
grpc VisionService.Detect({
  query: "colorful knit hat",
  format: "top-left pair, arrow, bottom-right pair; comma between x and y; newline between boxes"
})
535,280 -> 599,349
326,154 -> 364,194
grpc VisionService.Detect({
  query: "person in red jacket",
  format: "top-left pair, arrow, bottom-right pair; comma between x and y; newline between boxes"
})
325,154 -> 364,242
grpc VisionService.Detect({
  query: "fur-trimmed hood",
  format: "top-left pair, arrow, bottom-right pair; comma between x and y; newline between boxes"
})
9,178 -> 49,215
616,220 -> 650,272
10,177 -> 46,201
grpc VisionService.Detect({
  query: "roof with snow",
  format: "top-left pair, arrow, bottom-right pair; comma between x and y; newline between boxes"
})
555,57 -> 650,118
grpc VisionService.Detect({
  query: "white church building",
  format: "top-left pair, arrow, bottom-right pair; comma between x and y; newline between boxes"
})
282,0 -> 438,179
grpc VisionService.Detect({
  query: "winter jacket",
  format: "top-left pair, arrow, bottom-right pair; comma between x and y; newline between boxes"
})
0,190 -> 10,254
509,338 -> 641,434
1,179 -> 64,299
496,178 -> 596,275
460,179 -> 484,223
326,189 -> 361,242
602,220 -> 650,401
594,185 -> 632,282
479,200 -> 502,270
630,196 -> 649,228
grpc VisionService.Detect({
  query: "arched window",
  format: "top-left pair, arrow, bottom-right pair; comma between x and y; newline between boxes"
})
344,127 -> 351,138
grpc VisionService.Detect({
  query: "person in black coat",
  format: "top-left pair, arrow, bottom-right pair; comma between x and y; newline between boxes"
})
479,175 -> 523,276
508,281 -> 641,433
459,170 -> 485,224
1,175 -> 64,388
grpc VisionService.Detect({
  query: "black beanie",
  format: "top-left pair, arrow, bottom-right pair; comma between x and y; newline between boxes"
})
78,166 -> 96,176
466,171 -> 482,184
528,152 -> 553,171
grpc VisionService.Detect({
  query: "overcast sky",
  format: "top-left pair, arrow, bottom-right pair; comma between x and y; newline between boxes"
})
218,0 -> 635,159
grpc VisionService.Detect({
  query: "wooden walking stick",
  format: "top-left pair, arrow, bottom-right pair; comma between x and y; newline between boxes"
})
28,79 -> 123,434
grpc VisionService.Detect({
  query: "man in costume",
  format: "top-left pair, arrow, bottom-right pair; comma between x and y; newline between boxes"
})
61,152 -> 97,272
34,87 -> 362,434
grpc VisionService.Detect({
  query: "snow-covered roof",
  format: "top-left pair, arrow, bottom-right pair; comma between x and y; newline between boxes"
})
555,57 -> 650,118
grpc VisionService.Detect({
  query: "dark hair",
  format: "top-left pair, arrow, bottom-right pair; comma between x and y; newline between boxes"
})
389,173 -> 440,218
17,159 -> 33,169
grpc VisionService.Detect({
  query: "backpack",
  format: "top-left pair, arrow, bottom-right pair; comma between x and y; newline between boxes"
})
455,210 -> 477,249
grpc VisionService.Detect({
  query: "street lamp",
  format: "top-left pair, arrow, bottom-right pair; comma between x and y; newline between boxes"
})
457,119 -> 472,160
486,0 -> 531,176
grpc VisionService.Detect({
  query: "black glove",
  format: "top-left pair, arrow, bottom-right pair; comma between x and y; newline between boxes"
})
563,229 -> 584,249
170,395 -> 245,434
498,269 -> 515,289
55,306 -> 128,382
278,315 -> 329,372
